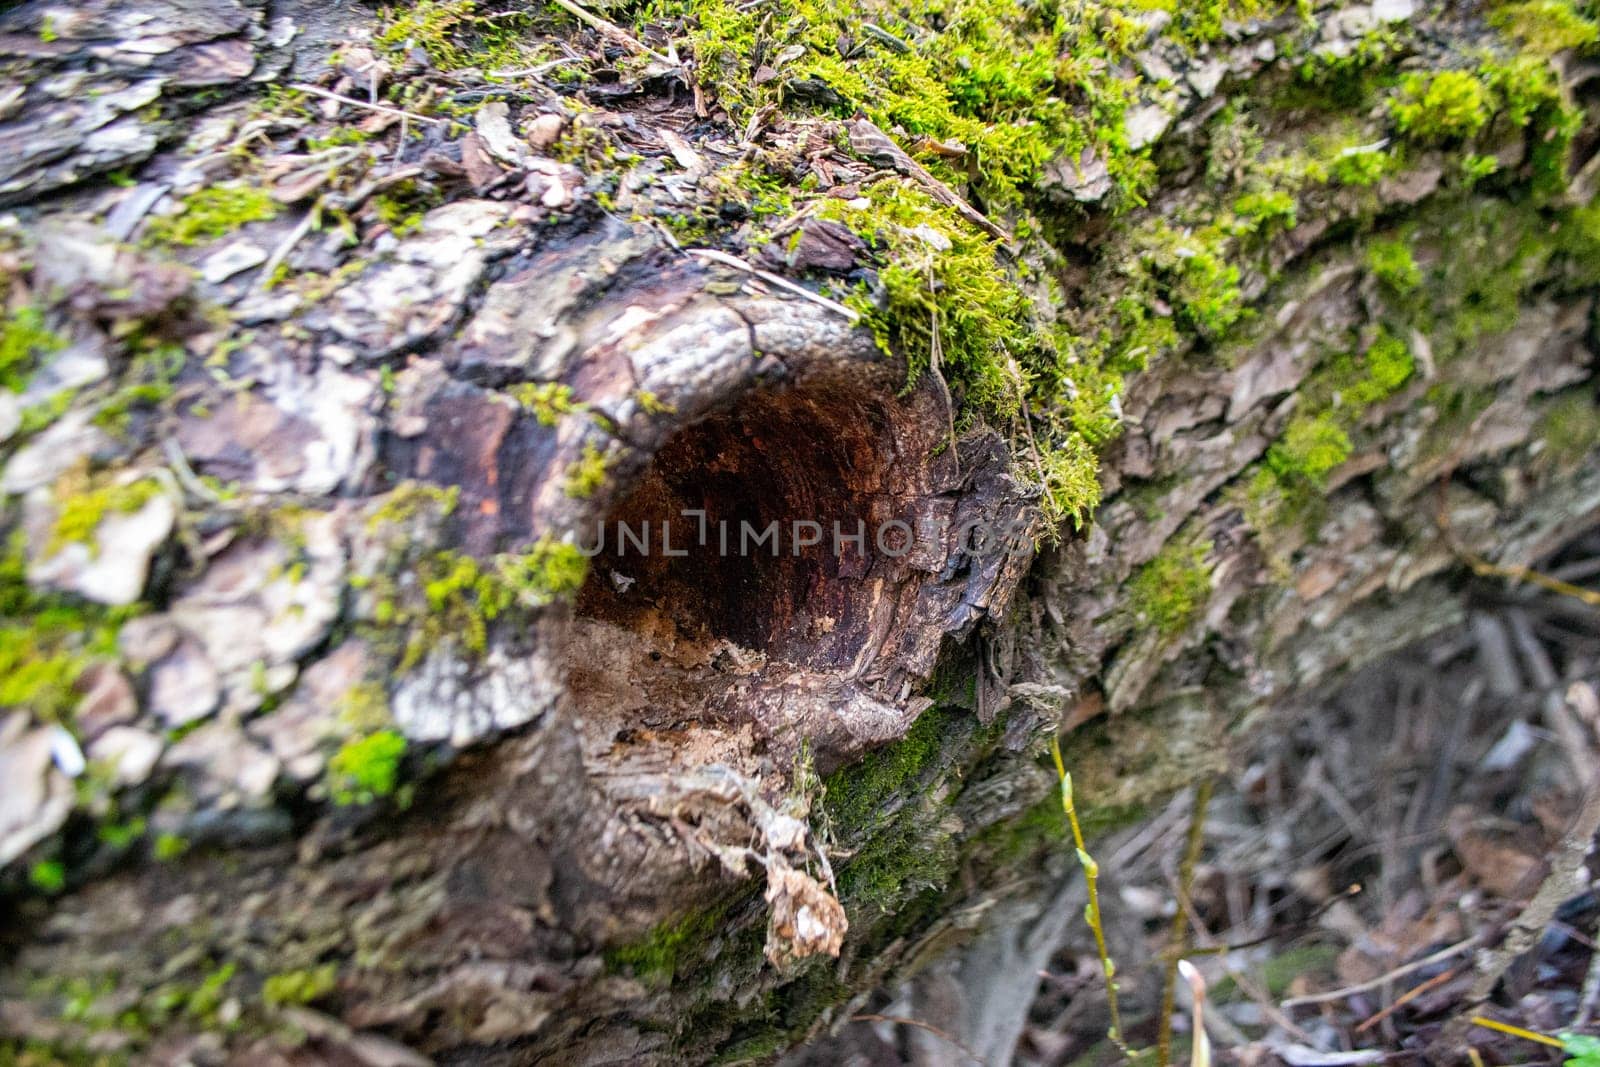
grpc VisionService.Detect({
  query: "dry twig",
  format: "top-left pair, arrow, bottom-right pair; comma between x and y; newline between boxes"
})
685,247 -> 861,322
289,83 -> 445,126
1281,936 -> 1480,1008
546,0 -> 676,64
844,117 -> 1012,243
1354,965 -> 1463,1033
850,1013 -> 987,1066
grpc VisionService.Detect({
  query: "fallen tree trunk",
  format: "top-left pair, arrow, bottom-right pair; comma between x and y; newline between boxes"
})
1,0 -> 1598,1062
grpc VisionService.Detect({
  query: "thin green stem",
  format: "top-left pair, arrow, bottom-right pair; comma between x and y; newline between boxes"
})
1053,736 -> 1128,1054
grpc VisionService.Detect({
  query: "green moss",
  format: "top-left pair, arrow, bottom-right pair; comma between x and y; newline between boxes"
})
54,974 -> 124,1031
1356,332 -> 1414,400
1416,198 -> 1554,360
1228,382 -> 1356,543
636,390 -> 676,416
0,534 -> 129,724
606,901 -> 732,984
1126,0 -> 1280,47
143,185 -> 278,247
1366,237 -> 1421,293
822,707 -> 966,913
711,1028 -> 790,1065
507,381 -> 580,426
1491,0 -> 1599,54
833,808 -> 958,914
1557,201 -> 1600,284
25,957 -> 250,1050
414,552 -> 505,658
1287,328 -> 1416,440
659,160 -> 797,243
327,730 -> 407,805
1378,48 -> 1574,191
1267,411 -> 1352,484
1387,69 -> 1492,141
494,536 -> 590,603
823,707 -> 952,833
1329,145 -> 1394,187
1037,436 -> 1104,531
365,481 -> 459,531
1233,188 -> 1298,233
1204,103 -> 1266,188
1287,24 -> 1404,111
1134,219 -> 1247,340
370,180 -> 443,237
1484,52 -> 1565,126
1241,460 -> 1320,550
563,442 -> 609,498
972,794 -> 1060,864
92,343 -> 185,434
261,964 -> 338,1007
1538,391 -> 1600,468
367,535 -> 587,669
304,127 -> 372,152
152,833 -> 188,861
28,860 -> 65,894
0,307 -> 65,393
376,0 -> 543,71
0,625 -> 91,721
812,180 -> 1106,525
96,816 -> 147,851
666,0 -> 1148,209
0,1037 -> 125,1064
822,184 -> 1029,409
182,963 -> 237,1021
376,0 -> 478,67
17,390 -> 76,439
48,477 -> 163,556
1129,541 -> 1212,637
335,682 -> 390,735
1458,152 -> 1501,185
249,85 -> 312,125
1532,98 -> 1586,199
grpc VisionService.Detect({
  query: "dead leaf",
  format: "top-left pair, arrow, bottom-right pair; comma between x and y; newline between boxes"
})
459,133 -> 505,192
476,101 -> 528,168
758,218 -> 863,274
1446,805 -> 1543,898
524,113 -> 565,152
763,860 -> 847,968
272,166 -> 333,204
658,128 -> 704,172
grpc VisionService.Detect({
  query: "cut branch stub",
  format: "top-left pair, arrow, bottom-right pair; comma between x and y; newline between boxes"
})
376,232 -> 1039,772
568,359 -> 1039,774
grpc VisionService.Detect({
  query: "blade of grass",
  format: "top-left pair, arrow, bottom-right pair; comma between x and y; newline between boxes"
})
1469,1015 -> 1565,1048
1160,779 -> 1214,1067
1178,959 -> 1212,1067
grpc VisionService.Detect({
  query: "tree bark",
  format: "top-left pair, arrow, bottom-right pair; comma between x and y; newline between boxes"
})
1,0 -> 1598,1063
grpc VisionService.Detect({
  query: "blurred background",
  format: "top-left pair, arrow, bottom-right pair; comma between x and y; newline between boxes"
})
790,526 -> 1600,1066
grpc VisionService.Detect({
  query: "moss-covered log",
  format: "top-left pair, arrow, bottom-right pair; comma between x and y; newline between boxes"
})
1,0 -> 1599,1062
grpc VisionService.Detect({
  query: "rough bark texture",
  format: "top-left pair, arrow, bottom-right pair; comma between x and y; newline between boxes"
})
1,0 -> 1598,1063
